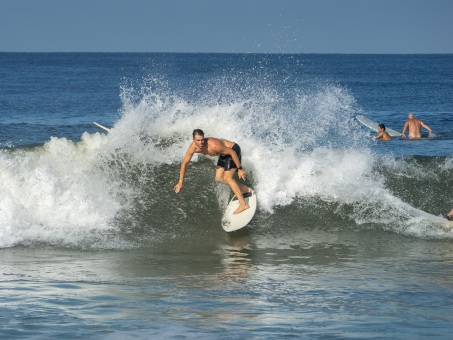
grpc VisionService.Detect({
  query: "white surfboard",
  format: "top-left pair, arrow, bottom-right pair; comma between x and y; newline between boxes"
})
93,121 -> 111,132
356,115 -> 401,137
222,190 -> 257,232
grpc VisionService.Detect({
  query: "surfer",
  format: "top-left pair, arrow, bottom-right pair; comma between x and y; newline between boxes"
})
174,129 -> 251,215
375,124 -> 392,141
401,113 -> 432,139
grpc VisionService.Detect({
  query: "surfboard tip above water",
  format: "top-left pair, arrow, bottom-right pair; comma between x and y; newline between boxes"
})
93,122 -> 111,132
356,115 -> 401,137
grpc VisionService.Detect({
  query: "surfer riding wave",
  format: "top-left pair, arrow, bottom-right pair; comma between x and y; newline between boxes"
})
174,129 -> 251,215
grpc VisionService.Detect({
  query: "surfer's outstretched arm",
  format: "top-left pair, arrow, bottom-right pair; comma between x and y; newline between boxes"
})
174,149 -> 195,193
420,121 -> 432,134
401,121 -> 409,138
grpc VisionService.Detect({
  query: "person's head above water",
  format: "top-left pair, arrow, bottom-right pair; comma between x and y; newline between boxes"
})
378,124 -> 386,130
192,129 -> 204,138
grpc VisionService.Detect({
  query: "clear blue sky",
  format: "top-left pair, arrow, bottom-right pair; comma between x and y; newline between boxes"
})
1,0 -> 452,53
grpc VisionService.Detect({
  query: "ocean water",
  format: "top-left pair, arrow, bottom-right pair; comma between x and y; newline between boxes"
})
1,53 -> 453,339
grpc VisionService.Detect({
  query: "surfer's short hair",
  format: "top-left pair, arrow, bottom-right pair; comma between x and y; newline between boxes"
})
192,129 -> 204,138
378,124 -> 386,130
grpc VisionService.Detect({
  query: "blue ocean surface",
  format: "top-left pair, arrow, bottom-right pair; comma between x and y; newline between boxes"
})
1,53 -> 453,338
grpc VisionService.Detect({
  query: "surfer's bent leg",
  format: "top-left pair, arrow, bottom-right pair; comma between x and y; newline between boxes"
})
216,150 -> 250,214
223,169 -> 250,214
216,152 -> 250,194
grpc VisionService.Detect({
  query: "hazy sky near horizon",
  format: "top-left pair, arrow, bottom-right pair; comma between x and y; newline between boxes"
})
1,0 -> 452,53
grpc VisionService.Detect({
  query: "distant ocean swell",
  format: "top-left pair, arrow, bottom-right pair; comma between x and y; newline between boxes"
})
1,78 -> 452,249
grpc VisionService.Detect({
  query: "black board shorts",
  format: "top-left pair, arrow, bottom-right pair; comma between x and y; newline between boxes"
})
217,143 -> 241,171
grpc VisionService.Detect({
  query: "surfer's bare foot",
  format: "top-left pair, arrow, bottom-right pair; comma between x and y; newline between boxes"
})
234,204 -> 250,215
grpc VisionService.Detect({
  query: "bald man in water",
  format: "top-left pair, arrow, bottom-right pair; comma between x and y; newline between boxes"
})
401,113 -> 432,139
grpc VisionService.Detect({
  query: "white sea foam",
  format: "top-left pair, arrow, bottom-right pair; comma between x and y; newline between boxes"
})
0,132 -> 121,248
